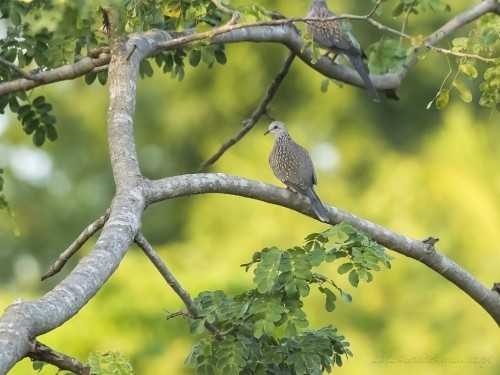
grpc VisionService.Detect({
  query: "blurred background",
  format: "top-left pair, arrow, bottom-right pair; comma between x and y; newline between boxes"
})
1,0 -> 499,374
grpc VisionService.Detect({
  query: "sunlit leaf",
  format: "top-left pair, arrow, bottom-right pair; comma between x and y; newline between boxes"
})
459,63 -> 478,78
436,88 -> 449,109
452,80 -> 472,103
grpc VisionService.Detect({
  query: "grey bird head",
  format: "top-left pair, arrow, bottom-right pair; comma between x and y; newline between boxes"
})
264,121 -> 288,138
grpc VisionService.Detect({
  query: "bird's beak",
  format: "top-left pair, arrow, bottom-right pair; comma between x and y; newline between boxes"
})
264,129 -> 271,136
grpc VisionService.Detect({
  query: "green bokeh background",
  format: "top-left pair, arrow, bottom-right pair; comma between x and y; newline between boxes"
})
1,0 -> 499,374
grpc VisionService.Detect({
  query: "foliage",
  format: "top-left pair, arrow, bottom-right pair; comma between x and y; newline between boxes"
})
391,2 -> 499,110
0,0 -> 498,150
88,351 -> 133,375
29,352 -> 133,375
391,0 -> 451,17
184,222 -> 393,374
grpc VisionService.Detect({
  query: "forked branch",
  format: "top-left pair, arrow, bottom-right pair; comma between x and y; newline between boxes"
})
27,340 -> 90,375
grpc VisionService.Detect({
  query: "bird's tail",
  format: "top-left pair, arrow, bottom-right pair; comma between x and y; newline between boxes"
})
305,186 -> 329,223
347,54 -> 380,102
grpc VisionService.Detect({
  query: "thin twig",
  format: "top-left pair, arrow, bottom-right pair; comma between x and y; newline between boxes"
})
199,51 -> 296,170
165,310 -> 187,320
210,0 -> 233,15
125,44 -> 137,61
41,209 -> 111,281
366,0 -> 383,18
361,17 -> 497,62
0,56 -> 41,81
210,0 -> 240,25
134,232 -> 223,339
0,3 -> 497,98
492,283 -> 500,295
27,340 -> 90,375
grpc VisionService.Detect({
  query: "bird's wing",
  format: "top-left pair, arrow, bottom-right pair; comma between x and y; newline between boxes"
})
282,179 -> 308,197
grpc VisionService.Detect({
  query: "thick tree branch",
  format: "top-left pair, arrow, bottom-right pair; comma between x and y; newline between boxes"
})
1,3 -> 499,373
41,209 -> 111,281
0,10 -> 149,374
27,339 -> 90,375
199,51 -> 296,170
0,54 -> 110,97
146,173 -> 500,327
1,1 -> 497,98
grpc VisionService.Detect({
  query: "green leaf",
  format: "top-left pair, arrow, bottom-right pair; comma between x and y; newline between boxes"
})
40,113 -> 57,125
451,37 -> 469,51
201,48 -> 215,68
10,10 -> 22,26
32,96 -> 45,107
33,126 -> 46,146
392,2 -> 404,17
8,97 -> 20,112
358,267 -> 370,282
17,104 -> 32,118
309,244 -> 325,266
452,80 -> 472,103
310,43 -> 321,64
253,248 -> 282,293
24,118 -> 39,135
337,263 -> 353,275
97,71 -> 108,85
32,361 -> 45,371
44,124 -> 58,141
319,286 -> 336,312
459,63 -> 478,78
348,269 -> 359,287
189,49 -> 201,67
85,73 -> 97,85
214,50 -> 227,65
189,319 -> 206,334
320,79 -> 329,93
435,88 -> 449,109
139,60 -> 154,79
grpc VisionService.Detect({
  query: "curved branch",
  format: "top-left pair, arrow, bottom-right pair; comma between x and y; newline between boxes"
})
146,173 -> 500,326
0,54 -> 110,97
27,340 -> 90,375
1,1 -> 497,98
0,11 -> 149,374
1,3 -> 498,372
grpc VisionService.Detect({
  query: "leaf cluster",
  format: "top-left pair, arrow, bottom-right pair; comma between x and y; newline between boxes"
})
391,0 -> 451,18
184,222 -> 393,374
430,13 -> 500,110
88,351 -> 133,375
0,93 -> 57,146
30,351 -> 133,375
0,0 -> 232,142
124,0 -> 229,33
